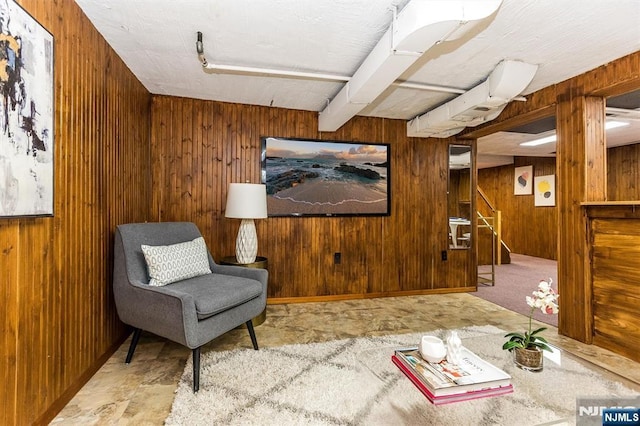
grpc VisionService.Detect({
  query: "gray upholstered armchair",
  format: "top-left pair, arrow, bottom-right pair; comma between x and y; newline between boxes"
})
113,222 -> 267,392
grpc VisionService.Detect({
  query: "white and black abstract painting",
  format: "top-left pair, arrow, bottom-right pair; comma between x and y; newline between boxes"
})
0,0 -> 54,217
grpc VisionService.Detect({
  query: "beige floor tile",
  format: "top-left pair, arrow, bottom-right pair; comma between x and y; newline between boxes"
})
52,293 -> 639,425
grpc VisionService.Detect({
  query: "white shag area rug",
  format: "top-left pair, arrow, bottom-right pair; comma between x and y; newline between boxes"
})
166,325 -> 637,425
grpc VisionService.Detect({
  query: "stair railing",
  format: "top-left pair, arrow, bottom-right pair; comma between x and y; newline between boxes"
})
476,186 -> 505,286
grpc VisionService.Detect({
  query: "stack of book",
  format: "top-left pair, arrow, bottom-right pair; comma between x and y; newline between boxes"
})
392,346 -> 513,405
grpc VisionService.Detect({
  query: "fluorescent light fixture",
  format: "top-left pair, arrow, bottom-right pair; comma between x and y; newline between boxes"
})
519,134 -> 556,147
605,120 -> 632,130
520,121 -> 630,147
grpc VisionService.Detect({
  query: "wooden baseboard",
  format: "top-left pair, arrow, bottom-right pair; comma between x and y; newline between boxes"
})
266,287 -> 475,305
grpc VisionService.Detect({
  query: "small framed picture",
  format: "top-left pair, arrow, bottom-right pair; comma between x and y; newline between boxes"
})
534,175 -> 555,207
514,165 -> 533,195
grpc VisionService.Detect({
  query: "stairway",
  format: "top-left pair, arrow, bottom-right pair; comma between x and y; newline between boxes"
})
477,187 -> 511,286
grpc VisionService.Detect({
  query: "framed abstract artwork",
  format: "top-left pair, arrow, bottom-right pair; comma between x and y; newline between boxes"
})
0,0 -> 54,217
534,175 -> 555,207
514,165 -> 533,195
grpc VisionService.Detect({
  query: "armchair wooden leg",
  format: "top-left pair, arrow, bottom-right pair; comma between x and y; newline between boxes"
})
125,328 -> 142,364
193,347 -> 201,392
246,320 -> 259,350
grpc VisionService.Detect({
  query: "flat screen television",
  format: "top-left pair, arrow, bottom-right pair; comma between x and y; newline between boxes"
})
261,137 -> 390,217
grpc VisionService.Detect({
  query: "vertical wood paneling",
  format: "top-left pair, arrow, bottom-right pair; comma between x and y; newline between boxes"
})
608,143 -> 640,200
0,7 -> 635,425
477,157 -> 558,260
469,51 -> 639,352
150,99 -> 473,300
2,1 -> 151,424
556,94 -> 606,342
584,97 -> 607,201
590,216 -> 640,362
0,221 -> 19,425
477,141 -> 640,260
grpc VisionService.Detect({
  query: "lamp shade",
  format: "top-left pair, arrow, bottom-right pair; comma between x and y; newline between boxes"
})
225,183 -> 267,219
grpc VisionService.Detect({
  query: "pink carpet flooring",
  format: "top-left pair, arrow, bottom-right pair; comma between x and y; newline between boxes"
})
472,253 -> 558,327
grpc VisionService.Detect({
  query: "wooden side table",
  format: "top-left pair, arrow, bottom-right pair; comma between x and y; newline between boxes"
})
220,256 -> 268,326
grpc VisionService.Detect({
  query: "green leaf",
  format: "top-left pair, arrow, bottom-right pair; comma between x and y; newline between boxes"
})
504,332 -> 525,340
530,327 -> 547,336
502,341 -> 524,351
529,341 -> 553,352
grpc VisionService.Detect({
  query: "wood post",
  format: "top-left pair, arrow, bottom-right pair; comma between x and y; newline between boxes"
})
556,93 -> 607,343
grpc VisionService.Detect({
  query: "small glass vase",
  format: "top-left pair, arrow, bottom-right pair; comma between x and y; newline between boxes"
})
514,347 -> 543,372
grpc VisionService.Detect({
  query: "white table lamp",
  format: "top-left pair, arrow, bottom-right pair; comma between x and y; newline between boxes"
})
225,183 -> 268,264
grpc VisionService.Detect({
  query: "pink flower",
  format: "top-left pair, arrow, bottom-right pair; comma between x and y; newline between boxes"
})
525,278 -> 559,314
527,279 -> 559,315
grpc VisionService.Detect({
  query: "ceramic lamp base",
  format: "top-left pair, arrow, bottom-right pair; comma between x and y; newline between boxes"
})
235,219 -> 258,264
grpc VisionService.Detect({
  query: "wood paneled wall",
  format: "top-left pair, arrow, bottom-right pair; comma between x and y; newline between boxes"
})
1,6 -> 636,424
150,96 -> 476,300
478,144 -> 640,260
477,157 -> 558,260
556,94 -> 607,342
467,51 -> 640,345
608,143 -> 640,201
588,206 -> 640,363
1,1 -> 151,425
476,143 -> 640,262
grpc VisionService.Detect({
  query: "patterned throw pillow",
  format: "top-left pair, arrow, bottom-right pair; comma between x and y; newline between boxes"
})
141,237 -> 212,286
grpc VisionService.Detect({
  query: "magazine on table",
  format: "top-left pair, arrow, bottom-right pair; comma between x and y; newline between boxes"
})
392,355 -> 513,405
393,346 -> 512,398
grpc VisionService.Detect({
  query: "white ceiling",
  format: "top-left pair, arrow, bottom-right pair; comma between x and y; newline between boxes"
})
476,96 -> 640,167
75,0 -> 640,167
476,121 -> 640,168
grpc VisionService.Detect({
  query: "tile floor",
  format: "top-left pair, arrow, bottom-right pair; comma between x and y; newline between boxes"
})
51,293 -> 640,425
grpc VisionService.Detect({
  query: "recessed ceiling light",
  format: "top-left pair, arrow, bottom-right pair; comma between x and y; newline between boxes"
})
519,121 -> 630,147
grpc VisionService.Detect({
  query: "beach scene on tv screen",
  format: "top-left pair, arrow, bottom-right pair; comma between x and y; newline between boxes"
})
264,138 -> 389,216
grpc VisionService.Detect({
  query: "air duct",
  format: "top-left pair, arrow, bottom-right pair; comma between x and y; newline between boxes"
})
605,107 -> 640,121
318,0 -> 503,132
407,60 -> 538,138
